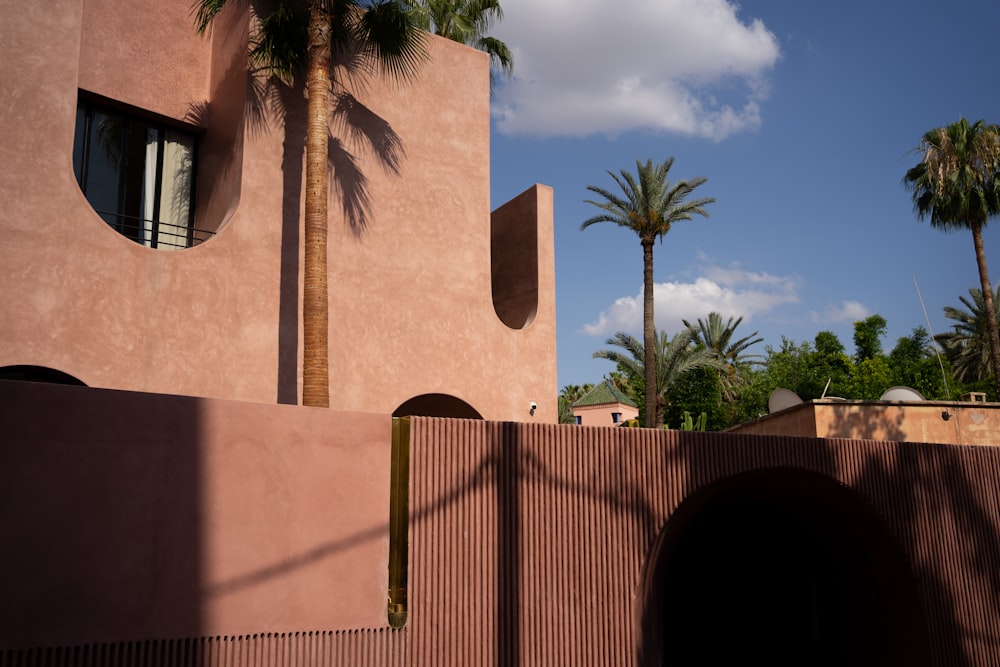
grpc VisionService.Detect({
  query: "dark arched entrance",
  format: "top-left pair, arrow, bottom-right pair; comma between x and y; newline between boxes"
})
392,393 -> 483,419
639,468 -> 928,667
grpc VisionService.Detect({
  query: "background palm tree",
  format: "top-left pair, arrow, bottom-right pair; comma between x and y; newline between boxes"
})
582,158 -> 715,427
904,118 -> 1000,397
558,383 -> 593,424
403,0 -> 512,92
195,0 -> 425,407
936,286 -> 1000,384
593,330 -> 722,426
682,311 -> 763,400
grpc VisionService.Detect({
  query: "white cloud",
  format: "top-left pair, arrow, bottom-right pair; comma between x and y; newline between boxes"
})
808,301 -> 870,325
490,0 -> 781,140
580,262 -> 800,336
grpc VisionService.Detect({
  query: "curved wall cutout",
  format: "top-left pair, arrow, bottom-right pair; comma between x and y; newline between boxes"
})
491,190 -> 539,330
0,365 -> 86,386
73,1 -> 247,251
638,468 -> 928,667
393,394 -> 483,420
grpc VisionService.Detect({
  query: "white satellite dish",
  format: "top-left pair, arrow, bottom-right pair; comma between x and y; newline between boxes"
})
768,388 -> 803,414
880,386 -> 925,402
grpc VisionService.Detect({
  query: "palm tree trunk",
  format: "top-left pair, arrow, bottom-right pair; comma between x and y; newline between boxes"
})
642,240 -> 657,427
972,221 -> 1000,398
302,2 -> 331,407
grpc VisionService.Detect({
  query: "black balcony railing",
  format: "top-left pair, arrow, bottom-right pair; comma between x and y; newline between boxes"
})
96,211 -> 215,250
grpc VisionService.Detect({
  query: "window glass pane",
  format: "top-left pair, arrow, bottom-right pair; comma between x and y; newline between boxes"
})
84,111 -> 125,231
72,107 -> 86,187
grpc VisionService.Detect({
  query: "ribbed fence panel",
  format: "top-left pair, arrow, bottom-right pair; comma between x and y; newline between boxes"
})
0,629 -> 405,667
406,419 -> 1000,666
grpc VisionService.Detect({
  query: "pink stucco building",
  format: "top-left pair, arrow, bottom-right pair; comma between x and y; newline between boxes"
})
0,0 -> 555,422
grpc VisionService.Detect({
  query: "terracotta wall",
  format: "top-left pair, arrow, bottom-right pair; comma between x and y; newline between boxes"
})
4,385 -> 1000,665
0,380 -> 392,648
0,0 -> 556,422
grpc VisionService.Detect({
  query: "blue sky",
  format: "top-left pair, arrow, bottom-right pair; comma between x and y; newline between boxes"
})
486,0 -> 1000,390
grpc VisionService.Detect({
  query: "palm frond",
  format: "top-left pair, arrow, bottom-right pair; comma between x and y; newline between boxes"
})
581,158 -> 714,241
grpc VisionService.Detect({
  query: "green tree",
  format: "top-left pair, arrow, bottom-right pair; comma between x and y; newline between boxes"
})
845,357 -> 894,401
811,330 -> 852,398
936,286 -> 1000,385
404,0 -> 512,91
195,0 -> 425,407
904,118 -> 1000,398
889,327 -> 948,399
682,311 -> 763,401
853,314 -> 887,362
593,329 -> 722,426
729,332 -> 854,422
663,366 -> 727,431
582,159 -> 715,427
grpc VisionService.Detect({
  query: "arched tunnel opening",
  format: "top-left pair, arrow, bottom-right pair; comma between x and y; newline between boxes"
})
640,468 -> 929,667
392,393 -> 483,420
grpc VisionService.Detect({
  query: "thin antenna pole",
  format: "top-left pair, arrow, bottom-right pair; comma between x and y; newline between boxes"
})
913,275 -> 951,399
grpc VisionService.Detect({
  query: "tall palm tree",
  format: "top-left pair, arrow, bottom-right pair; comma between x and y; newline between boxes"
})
195,1 -> 425,407
593,330 -> 722,426
682,312 -> 763,400
904,118 -> 1000,397
936,286 -> 1000,384
582,159 -> 715,426
403,0 -> 512,92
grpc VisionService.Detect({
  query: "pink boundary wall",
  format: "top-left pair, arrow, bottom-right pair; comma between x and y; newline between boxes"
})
0,380 -> 391,648
5,381 -> 1000,665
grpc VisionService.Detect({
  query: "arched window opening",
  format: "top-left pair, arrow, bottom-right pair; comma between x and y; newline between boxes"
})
73,94 -> 212,250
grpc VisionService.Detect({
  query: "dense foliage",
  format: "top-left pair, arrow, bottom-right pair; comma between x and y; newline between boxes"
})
569,304 -> 993,431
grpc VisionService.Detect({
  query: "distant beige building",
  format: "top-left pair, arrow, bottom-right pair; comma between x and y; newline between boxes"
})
728,394 -> 1000,446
